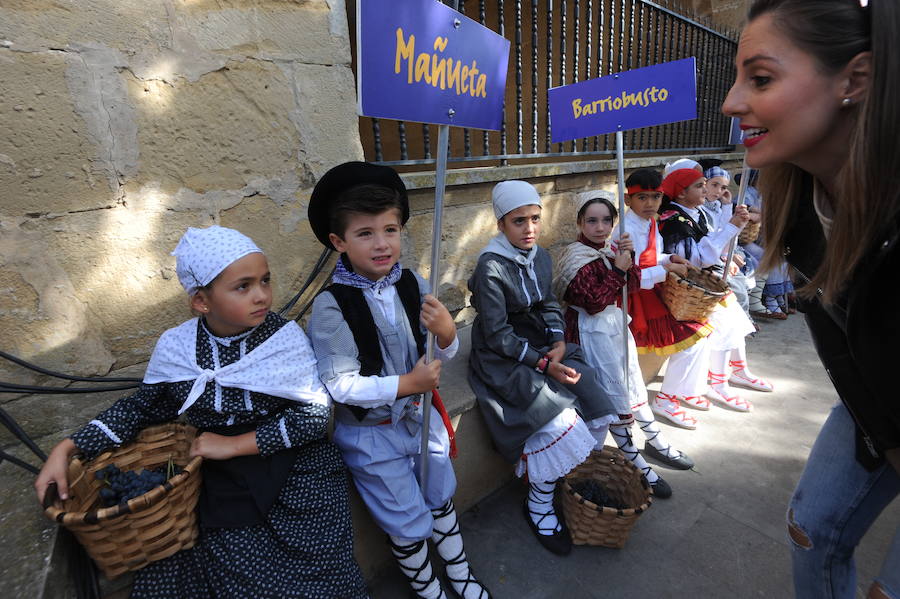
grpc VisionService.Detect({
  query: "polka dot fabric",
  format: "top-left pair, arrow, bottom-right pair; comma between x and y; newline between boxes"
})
71,313 -> 368,598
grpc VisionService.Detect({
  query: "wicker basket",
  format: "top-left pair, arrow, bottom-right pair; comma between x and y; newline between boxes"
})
738,220 -> 761,245
660,266 -> 729,322
560,447 -> 652,548
43,423 -> 203,579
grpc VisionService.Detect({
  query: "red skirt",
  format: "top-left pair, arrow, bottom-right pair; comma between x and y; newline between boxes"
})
628,286 -> 713,356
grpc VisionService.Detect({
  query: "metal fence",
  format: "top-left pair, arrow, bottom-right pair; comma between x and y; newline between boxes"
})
350,0 -> 738,167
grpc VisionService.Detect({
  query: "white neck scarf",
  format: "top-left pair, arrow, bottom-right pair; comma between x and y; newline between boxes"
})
143,318 -> 329,414
480,233 -> 543,303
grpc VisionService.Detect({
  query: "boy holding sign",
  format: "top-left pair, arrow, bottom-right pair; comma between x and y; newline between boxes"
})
307,162 -> 490,599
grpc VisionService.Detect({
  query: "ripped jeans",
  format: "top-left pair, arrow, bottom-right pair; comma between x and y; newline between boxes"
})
788,402 -> 900,598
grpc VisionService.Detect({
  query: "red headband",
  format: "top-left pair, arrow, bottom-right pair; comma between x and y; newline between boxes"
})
660,168 -> 704,199
626,185 -> 662,196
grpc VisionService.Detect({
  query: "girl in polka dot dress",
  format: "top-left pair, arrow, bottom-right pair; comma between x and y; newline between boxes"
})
35,226 -> 368,598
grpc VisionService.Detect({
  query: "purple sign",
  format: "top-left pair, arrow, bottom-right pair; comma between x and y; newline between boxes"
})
548,57 -> 697,143
357,0 -> 510,130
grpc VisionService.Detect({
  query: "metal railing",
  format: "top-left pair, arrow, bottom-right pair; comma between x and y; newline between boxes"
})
351,0 -> 738,167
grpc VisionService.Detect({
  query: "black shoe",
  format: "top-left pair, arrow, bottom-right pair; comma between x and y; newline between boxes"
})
522,500 -> 572,555
649,476 -> 673,499
642,443 -> 695,470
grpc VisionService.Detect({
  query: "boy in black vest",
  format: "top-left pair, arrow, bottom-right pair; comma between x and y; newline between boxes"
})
307,162 -> 490,599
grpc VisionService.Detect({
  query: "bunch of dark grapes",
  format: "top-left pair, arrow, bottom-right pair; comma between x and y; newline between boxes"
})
94,463 -> 182,507
571,479 -> 628,510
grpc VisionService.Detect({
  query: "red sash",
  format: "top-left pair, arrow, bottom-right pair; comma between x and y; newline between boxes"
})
628,219 -> 670,337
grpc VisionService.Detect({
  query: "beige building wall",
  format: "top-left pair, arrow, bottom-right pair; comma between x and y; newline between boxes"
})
0,1 -> 365,385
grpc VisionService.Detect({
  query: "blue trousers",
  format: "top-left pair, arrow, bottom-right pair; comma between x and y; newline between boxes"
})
789,402 -> 900,598
335,410 -> 457,542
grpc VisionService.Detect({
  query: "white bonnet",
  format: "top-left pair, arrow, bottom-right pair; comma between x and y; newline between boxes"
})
172,225 -> 263,296
575,189 -> 617,216
492,180 -> 542,220
663,158 -> 702,177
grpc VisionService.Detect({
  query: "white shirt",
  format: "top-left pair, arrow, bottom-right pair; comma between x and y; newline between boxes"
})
324,283 -> 459,407
612,210 -> 672,289
669,202 -> 741,268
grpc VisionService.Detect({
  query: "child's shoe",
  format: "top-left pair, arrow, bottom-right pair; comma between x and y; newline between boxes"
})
706,372 -> 753,412
679,394 -> 711,411
651,393 -> 698,429
728,359 -> 774,392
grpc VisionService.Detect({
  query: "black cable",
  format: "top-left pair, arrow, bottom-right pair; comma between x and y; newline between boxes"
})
0,406 -> 48,460
0,449 -> 40,475
0,382 -> 140,394
278,248 -> 333,316
0,350 -> 142,383
294,264 -> 337,322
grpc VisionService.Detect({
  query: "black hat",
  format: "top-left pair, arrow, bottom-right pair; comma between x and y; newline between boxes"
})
308,161 -> 409,250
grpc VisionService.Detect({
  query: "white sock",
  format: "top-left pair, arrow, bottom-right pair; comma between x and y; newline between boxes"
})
709,349 -> 735,395
527,480 -> 560,535
730,345 -> 762,379
389,536 -> 446,599
633,403 -> 683,460
610,424 -> 659,484
431,501 -> 489,599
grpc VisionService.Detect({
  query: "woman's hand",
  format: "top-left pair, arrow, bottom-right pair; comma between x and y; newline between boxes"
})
35,438 -> 77,504
420,294 -> 456,349
547,361 -> 582,385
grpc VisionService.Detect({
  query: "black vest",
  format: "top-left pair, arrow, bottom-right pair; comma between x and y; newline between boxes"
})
324,269 -> 426,421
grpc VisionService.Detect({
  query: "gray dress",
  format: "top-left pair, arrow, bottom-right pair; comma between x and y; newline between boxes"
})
467,247 -> 617,463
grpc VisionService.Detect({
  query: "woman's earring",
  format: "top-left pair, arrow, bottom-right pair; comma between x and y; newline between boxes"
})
841,98 -> 852,107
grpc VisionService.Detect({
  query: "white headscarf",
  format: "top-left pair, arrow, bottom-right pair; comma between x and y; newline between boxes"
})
575,189 -> 617,216
173,226 -> 263,296
492,180 -> 542,220
663,158 -> 702,178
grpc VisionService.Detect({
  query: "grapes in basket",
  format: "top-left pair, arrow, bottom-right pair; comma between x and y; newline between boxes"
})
571,479 -> 628,510
94,462 -> 183,507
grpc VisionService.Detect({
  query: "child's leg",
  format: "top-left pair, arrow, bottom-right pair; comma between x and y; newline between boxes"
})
389,537 -> 446,599
707,348 -> 752,412
729,342 -> 774,391
418,415 -> 491,599
430,500 -> 491,599
608,419 -> 673,498
518,408 -> 596,555
656,339 -> 709,427
334,423 -> 446,596
633,401 -> 695,470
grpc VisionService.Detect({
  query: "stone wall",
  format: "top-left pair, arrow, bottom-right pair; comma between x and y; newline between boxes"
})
0,0 -> 364,388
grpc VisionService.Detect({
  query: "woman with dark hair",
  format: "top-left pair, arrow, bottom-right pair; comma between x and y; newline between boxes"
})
723,1 -> 900,597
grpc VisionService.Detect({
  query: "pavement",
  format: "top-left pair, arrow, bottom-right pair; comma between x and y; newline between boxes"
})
370,313 -> 900,599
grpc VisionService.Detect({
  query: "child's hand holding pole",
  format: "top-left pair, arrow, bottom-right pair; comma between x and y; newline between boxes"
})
399,356 -> 442,396
614,233 -> 634,271
420,294 -> 456,350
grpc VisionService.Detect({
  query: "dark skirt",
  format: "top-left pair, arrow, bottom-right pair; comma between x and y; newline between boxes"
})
130,439 -> 367,599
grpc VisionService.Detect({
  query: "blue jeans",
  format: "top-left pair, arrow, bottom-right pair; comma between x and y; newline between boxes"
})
789,402 -> 900,598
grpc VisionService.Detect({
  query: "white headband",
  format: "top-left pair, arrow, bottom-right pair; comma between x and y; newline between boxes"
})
172,226 -> 263,296
492,180 -> 542,220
